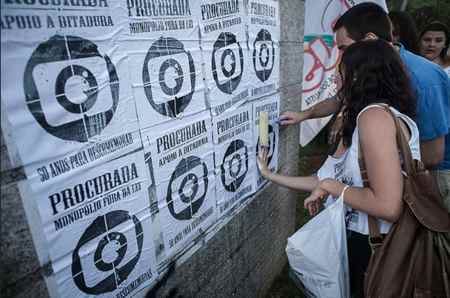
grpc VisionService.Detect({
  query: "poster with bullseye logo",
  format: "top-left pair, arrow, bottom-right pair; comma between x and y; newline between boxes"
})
247,0 -> 280,99
198,0 -> 251,116
253,93 -> 280,190
34,150 -> 158,297
123,0 -> 206,129
0,2 -> 141,191
141,111 -> 217,258
212,104 -> 255,217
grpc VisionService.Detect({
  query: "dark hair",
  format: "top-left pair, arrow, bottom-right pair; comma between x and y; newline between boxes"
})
338,40 -> 416,147
389,11 -> 419,54
419,21 -> 450,59
333,2 -> 392,42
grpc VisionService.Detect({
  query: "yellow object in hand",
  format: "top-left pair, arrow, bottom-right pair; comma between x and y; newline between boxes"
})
259,112 -> 269,147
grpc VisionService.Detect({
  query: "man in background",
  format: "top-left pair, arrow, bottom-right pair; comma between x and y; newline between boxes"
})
282,2 -> 450,170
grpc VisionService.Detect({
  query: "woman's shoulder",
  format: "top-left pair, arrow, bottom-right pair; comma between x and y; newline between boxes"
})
355,106 -> 399,147
356,104 -> 395,125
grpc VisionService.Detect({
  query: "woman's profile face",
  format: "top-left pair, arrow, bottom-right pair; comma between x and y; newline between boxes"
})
420,30 -> 447,61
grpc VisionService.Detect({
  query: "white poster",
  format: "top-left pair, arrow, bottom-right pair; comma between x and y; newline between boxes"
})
1,2 -> 159,297
198,0 -> 251,116
0,2 -> 142,187
124,0 -> 206,129
299,0 -> 387,146
253,93 -> 280,190
142,111 -> 217,258
247,0 -> 280,99
212,103 -> 255,217
38,150 -> 157,297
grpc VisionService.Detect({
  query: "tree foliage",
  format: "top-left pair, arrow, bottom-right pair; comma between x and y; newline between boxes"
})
388,0 -> 450,32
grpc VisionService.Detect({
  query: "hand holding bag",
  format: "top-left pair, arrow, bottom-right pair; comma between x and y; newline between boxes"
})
360,105 -> 450,298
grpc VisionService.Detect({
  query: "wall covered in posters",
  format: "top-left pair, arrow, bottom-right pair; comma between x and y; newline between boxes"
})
0,0 -> 280,297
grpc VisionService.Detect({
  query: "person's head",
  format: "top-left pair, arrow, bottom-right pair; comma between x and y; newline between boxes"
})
388,11 -> 419,54
338,39 -> 416,147
419,22 -> 450,62
333,2 -> 392,52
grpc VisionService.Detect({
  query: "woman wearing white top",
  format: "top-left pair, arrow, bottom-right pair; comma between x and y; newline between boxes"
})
257,39 -> 419,297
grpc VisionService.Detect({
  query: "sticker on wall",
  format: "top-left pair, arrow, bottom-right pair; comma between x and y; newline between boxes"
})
142,111 -> 217,258
1,4 -> 139,185
212,103 -> 255,216
247,0 -> 280,99
253,93 -> 280,190
124,0 -> 206,129
198,0 -> 250,116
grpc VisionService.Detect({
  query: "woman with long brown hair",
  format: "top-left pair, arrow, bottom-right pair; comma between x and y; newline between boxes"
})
258,39 -> 419,297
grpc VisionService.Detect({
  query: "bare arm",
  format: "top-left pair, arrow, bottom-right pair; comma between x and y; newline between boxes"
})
264,172 -> 319,192
420,137 -> 445,168
256,148 -> 319,192
279,95 -> 341,125
306,108 -> 405,222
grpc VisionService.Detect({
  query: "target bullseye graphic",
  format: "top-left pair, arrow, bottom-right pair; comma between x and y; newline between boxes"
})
159,58 -> 184,95
24,35 -> 119,142
212,32 -> 244,94
55,65 -> 98,113
143,37 -> 196,118
72,210 -> 143,295
179,173 -> 199,203
253,29 -> 275,82
259,43 -> 270,68
221,140 -> 248,192
221,48 -> 237,78
94,231 -> 127,272
229,154 -> 242,178
167,156 -> 208,220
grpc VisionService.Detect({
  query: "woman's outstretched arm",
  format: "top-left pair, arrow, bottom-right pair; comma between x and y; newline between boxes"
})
257,149 -> 319,192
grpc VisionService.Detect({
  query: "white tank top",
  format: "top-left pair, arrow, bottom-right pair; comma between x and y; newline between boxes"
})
443,65 -> 450,78
317,105 -> 421,235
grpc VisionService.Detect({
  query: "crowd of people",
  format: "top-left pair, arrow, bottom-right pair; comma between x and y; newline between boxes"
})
256,3 -> 450,297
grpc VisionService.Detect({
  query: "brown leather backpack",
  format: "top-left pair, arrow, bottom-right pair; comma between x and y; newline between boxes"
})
359,105 -> 450,298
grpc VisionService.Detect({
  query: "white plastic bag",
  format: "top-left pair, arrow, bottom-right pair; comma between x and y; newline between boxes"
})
286,196 -> 350,298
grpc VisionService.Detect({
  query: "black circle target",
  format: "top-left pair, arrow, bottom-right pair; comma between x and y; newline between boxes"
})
259,44 -> 270,68
221,48 -> 237,78
72,210 -> 143,295
24,35 -> 119,143
159,58 -> 184,95
178,173 -> 199,203
143,37 -> 196,118
55,65 -> 98,113
211,32 -> 244,94
166,156 -> 208,220
220,140 -> 248,192
252,29 -> 275,82
229,154 -> 242,178
94,231 -> 127,272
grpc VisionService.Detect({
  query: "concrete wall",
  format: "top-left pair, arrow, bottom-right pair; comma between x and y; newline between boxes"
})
0,1 -> 305,297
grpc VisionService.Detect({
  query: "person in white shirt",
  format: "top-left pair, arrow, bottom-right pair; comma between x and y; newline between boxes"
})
257,39 -> 419,297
